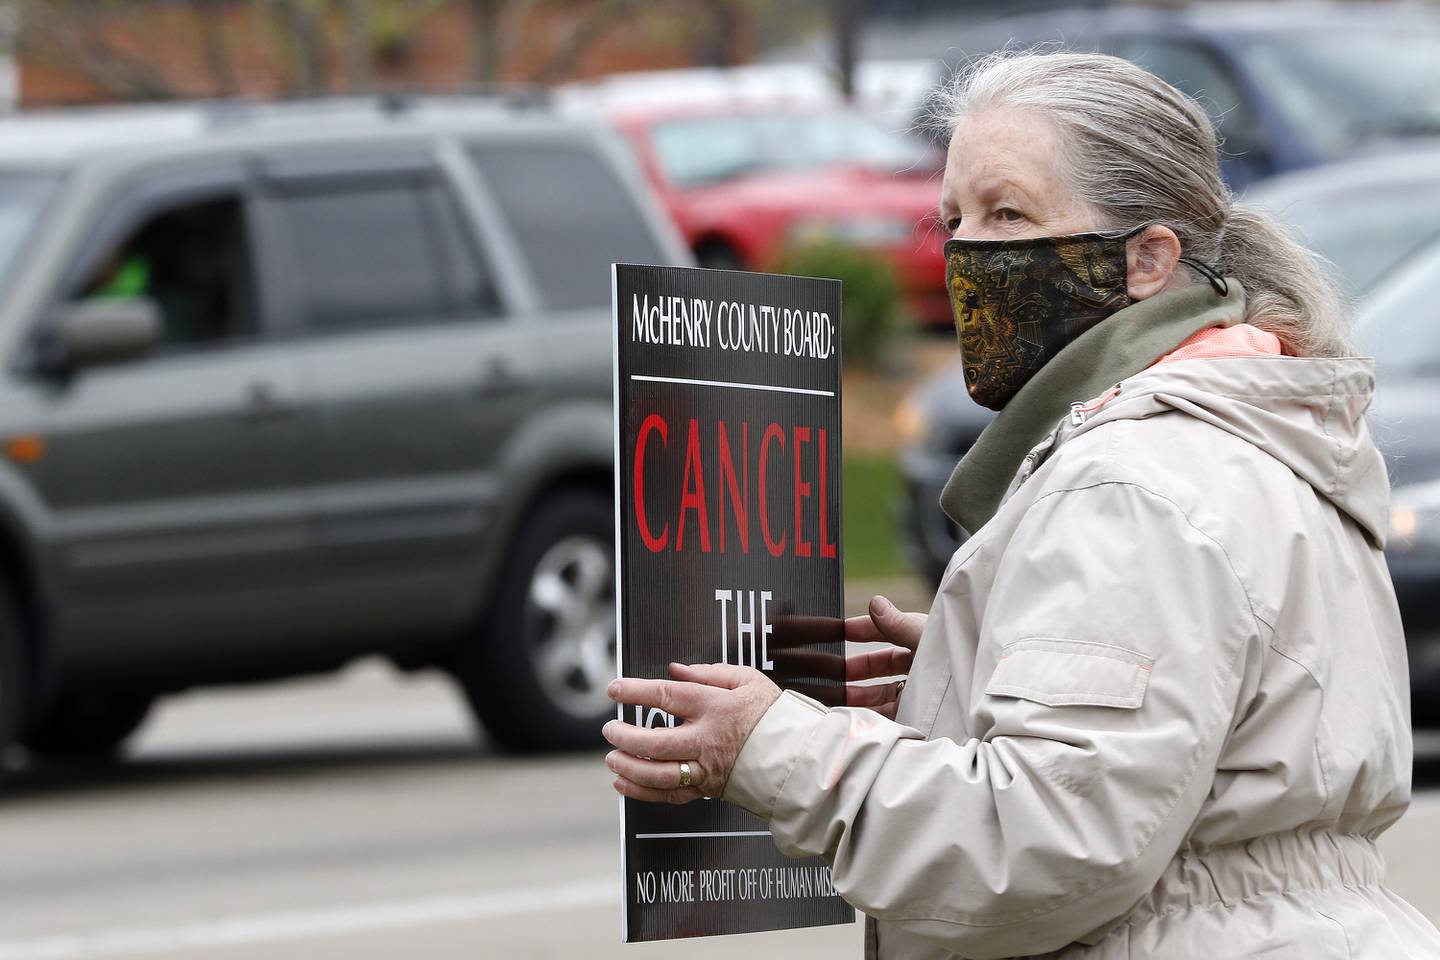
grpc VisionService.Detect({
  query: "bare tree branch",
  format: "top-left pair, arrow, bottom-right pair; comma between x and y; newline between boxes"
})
693,0 -> 743,68
529,0 -> 637,85
832,0 -> 859,100
265,0 -> 328,96
17,1 -> 180,100
340,0 -> 372,91
468,0 -> 502,84
190,0 -> 239,96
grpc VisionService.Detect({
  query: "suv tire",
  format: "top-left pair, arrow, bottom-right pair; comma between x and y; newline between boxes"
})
0,580 -> 25,752
24,692 -> 152,758
460,489 -> 616,752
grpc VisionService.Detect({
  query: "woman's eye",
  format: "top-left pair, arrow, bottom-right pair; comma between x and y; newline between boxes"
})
943,216 -> 962,234
996,208 -> 1024,223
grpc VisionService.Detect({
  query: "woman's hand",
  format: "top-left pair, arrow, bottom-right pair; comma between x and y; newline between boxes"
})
604,662 -> 780,804
845,595 -> 927,719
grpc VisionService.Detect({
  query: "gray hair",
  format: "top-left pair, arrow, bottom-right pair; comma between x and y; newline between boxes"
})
932,49 -> 1352,357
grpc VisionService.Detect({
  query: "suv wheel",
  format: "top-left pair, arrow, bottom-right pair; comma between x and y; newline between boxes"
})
25,692 -> 153,758
0,580 -> 25,752
460,490 -> 616,752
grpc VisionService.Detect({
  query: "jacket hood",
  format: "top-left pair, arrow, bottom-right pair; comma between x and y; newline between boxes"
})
1069,355 -> 1391,547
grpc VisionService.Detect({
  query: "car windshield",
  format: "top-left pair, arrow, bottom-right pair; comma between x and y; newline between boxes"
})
1355,239 -> 1440,376
1251,179 -> 1440,296
0,172 -> 59,291
1244,29 -> 1440,154
649,113 -> 927,187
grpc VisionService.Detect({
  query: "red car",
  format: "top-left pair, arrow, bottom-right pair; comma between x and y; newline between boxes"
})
609,106 -> 951,326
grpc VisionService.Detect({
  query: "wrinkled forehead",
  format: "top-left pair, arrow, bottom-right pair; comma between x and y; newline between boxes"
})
940,108 -> 1071,209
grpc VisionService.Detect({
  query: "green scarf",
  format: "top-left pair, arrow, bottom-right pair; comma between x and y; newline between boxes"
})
939,278 -> 1247,534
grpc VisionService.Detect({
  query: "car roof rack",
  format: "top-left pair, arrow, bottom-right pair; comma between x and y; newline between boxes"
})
201,85 -> 552,130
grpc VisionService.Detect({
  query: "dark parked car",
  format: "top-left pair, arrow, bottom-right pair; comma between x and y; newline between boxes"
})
1352,238 -> 1440,722
924,2 -> 1440,191
1244,149 -> 1440,297
0,97 -> 689,756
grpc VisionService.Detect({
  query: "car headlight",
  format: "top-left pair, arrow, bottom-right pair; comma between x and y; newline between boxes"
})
1389,478 -> 1440,554
894,395 -> 931,449
788,215 -> 915,248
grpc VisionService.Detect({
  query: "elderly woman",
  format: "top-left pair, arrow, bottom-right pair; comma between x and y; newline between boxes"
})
602,51 -> 1440,959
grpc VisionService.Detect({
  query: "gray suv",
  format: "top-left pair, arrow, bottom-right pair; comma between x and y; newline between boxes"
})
0,97 -> 687,755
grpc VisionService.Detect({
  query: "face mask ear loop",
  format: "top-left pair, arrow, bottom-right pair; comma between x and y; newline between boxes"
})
1177,256 -> 1229,297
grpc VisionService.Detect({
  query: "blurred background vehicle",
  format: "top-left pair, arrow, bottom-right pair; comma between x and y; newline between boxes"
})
0,96 -> 688,758
870,1 -> 1440,192
1244,149 -> 1440,298
606,104 -> 950,325
1355,237 -> 1440,724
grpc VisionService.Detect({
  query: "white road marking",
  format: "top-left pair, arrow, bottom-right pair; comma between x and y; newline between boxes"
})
0,879 -> 616,960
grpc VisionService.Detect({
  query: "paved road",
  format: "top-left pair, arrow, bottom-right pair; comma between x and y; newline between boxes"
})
3,588 -> 1438,959
0,659 -> 860,960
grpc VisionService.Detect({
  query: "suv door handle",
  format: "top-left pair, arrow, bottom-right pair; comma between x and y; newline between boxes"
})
474,357 -> 528,399
241,379 -> 297,421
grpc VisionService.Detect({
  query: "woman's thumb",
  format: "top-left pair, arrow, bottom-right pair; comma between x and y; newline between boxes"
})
870,595 -> 921,647
869,595 -> 899,627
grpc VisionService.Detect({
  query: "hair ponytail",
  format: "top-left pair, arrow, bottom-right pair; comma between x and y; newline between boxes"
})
1215,202 -> 1353,357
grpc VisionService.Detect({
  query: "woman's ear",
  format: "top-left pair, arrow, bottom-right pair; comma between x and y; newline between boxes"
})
1126,224 -> 1182,300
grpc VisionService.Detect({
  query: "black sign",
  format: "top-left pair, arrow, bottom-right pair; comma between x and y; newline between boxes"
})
612,263 -> 855,942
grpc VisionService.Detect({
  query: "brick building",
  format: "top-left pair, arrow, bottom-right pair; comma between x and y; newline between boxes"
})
13,0 -> 766,109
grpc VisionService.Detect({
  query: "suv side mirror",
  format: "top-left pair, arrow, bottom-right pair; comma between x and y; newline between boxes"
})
37,297 -> 161,374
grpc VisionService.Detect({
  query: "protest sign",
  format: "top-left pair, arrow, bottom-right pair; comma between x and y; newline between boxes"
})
612,263 -> 854,942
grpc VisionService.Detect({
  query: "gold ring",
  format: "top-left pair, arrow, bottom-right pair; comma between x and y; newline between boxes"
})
895,678 -> 907,696
678,761 -> 693,788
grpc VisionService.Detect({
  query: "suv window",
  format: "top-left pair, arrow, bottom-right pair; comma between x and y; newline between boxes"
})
468,142 -> 667,311
71,194 -> 256,347
276,177 -> 497,331
0,173 -> 59,293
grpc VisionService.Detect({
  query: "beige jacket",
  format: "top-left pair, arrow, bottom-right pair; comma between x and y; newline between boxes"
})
725,355 -> 1440,959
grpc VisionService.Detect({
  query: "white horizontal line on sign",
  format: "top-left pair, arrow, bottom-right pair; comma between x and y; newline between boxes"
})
634,831 -> 773,839
631,374 -> 835,397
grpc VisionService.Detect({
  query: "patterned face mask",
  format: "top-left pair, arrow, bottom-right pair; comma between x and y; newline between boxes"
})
944,226 -> 1141,410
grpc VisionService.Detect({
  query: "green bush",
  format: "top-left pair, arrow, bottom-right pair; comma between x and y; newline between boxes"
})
842,453 -> 905,578
773,242 -> 909,369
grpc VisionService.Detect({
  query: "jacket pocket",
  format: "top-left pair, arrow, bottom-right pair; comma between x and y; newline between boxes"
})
985,638 -> 1153,709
